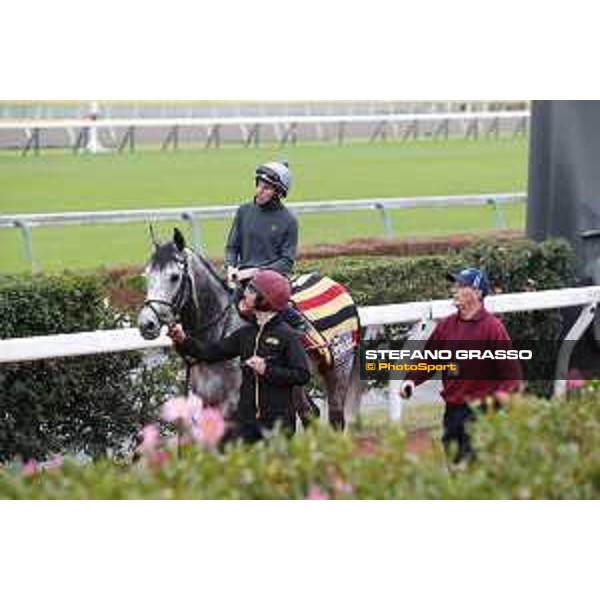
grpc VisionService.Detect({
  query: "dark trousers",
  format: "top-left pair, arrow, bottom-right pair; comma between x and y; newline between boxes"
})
442,403 -> 476,464
442,400 -> 502,464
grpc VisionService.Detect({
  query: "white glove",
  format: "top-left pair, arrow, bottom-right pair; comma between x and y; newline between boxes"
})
226,266 -> 239,289
400,380 -> 415,400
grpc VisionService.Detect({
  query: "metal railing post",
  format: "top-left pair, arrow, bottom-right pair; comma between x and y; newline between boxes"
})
374,202 -> 394,238
244,124 -> 260,148
206,125 -> 221,148
553,302 -> 597,398
487,197 -> 507,229
161,126 -> 179,151
337,121 -> 346,145
22,127 -> 40,157
388,311 -> 437,421
13,220 -> 38,273
181,212 -> 202,252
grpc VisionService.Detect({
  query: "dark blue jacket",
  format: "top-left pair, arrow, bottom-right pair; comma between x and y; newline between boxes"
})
225,198 -> 298,274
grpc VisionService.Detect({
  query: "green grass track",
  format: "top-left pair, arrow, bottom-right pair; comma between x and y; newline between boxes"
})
0,138 -> 528,273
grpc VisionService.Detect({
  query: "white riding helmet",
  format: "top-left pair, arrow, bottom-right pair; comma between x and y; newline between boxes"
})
255,161 -> 292,197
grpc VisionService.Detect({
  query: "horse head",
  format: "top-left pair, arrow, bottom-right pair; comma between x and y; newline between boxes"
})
138,227 -> 191,340
138,227 -> 233,341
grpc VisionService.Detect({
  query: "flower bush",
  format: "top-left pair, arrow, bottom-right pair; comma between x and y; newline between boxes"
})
0,273 -> 178,461
2,389 -> 600,500
0,237 -> 575,462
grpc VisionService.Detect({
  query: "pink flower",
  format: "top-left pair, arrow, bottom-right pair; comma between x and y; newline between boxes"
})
494,390 -> 510,404
160,397 -> 192,425
307,485 -> 330,500
193,408 -> 226,449
22,459 -> 38,477
149,450 -> 171,468
326,466 -> 353,497
567,369 -> 586,390
166,433 -> 192,449
187,394 -> 204,423
331,476 -> 353,496
138,424 -> 161,456
45,454 -> 64,471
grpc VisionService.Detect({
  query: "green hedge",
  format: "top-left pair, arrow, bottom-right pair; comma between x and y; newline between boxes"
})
0,237 -> 577,461
110,237 -> 576,396
298,237 -> 575,306
111,236 -> 575,328
0,274 -> 177,462
300,238 -> 576,395
2,391 -> 599,499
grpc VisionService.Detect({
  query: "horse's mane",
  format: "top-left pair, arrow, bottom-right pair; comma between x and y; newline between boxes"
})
150,240 -> 231,295
187,248 -> 232,296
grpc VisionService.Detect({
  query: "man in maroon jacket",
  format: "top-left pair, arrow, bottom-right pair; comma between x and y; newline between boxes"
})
400,267 -> 522,463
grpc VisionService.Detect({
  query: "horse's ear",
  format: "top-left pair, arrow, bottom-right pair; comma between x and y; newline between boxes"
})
173,228 -> 186,252
148,223 -> 159,248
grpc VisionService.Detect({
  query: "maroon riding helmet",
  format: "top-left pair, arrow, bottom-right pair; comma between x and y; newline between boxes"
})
249,269 -> 292,312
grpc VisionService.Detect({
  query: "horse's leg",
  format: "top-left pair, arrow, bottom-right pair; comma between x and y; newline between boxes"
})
343,352 -> 366,423
323,356 -> 355,430
293,386 -> 320,428
189,362 -> 241,420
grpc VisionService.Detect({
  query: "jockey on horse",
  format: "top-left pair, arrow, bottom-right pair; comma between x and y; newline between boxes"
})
224,161 -> 329,365
139,163 -> 361,431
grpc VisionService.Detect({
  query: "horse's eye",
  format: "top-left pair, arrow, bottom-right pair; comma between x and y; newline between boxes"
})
170,273 -> 180,283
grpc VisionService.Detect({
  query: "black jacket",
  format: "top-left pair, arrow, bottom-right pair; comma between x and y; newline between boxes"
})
224,198 -> 298,274
178,314 -> 310,434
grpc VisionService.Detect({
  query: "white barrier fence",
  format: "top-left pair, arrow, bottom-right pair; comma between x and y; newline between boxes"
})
0,192 -> 526,272
0,110 -> 529,154
0,111 -> 529,132
1,285 -> 598,411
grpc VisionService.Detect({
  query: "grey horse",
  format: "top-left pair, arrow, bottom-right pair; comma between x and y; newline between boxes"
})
137,228 -> 363,428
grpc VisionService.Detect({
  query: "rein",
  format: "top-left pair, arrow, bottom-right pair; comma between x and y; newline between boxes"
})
143,255 -> 191,326
144,251 -> 234,334
143,249 -> 235,398
194,296 -> 235,335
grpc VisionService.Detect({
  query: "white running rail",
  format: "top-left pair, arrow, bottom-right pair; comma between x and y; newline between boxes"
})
1,285 -> 597,403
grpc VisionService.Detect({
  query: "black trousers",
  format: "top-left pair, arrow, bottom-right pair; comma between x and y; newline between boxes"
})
442,400 -> 502,464
442,403 -> 476,464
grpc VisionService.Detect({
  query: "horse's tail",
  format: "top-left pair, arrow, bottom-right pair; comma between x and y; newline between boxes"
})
344,343 -> 365,418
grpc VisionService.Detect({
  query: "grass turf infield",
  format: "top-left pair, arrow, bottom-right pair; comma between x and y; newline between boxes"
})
0,137 -> 527,273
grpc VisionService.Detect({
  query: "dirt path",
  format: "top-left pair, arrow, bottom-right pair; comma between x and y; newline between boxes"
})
405,428 -> 436,454
355,426 -> 437,457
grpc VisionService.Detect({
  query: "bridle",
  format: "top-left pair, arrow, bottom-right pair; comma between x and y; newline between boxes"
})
143,253 -> 191,327
143,250 -> 234,335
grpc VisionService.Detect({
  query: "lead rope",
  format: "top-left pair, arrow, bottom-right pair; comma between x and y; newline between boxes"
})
253,320 -> 268,419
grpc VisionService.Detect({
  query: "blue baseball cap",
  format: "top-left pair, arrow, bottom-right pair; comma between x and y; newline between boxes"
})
447,267 -> 490,297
